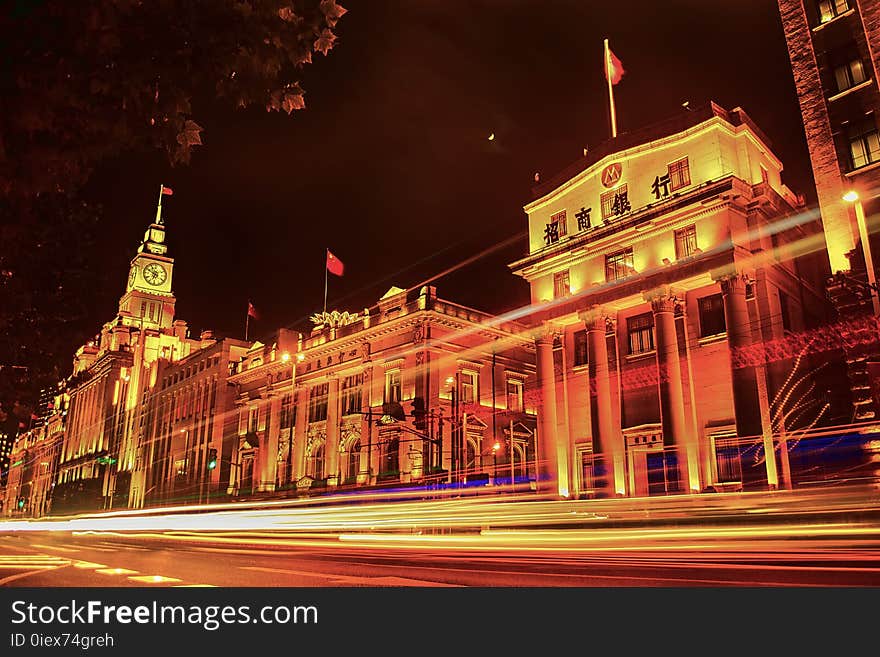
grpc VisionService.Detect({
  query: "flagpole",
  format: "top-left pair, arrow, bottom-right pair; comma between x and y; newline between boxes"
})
323,249 -> 329,315
155,184 -> 164,224
604,38 -> 618,139
245,310 -> 249,342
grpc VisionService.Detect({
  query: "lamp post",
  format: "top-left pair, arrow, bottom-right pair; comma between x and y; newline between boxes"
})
175,427 -> 190,504
843,190 -> 880,317
445,374 -> 461,484
509,418 -> 515,488
281,350 -> 303,490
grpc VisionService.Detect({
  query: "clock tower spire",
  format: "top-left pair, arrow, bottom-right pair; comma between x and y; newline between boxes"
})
117,186 -> 177,330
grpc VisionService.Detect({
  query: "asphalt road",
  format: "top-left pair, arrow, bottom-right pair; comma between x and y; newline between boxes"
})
2,522 -> 879,587
2,484 -> 879,587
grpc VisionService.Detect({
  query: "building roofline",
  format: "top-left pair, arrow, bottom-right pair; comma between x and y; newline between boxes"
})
529,102 -> 776,202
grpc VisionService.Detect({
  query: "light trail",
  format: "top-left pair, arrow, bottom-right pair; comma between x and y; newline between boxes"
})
1,482 -> 877,545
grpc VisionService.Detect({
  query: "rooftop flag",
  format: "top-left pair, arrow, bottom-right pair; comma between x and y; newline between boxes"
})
604,39 -> 624,138
326,249 -> 344,277
605,44 -> 625,85
245,301 -> 259,341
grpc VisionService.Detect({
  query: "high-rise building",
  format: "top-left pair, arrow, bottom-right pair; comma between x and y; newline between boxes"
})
777,0 -> 880,417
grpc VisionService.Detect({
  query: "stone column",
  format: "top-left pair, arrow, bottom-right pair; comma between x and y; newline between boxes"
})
325,376 -> 341,487
581,308 -> 624,496
292,386 -> 309,482
360,362 -> 374,485
259,396 -> 281,492
718,273 -> 763,440
534,327 -> 567,496
646,288 -> 696,492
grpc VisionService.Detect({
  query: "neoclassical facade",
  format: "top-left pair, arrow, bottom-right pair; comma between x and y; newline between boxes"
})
511,103 -> 833,498
128,335 -> 249,508
52,203 -> 208,512
226,286 -> 537,495
2,388 -> 67,517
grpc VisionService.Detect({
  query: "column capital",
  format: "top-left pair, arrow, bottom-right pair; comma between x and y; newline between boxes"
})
532,322 -> 560,344
712,267 -> 753,294
579,307 -> 612,332
644,285 -> 683,314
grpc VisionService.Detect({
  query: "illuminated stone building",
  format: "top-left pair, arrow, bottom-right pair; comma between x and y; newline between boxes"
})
2,388 -> 68,517
510,102 -> 831,498
226,286 -> 537,496
777,0 -> 880,418
53,202 -> 208,512
129,334 -> 249,508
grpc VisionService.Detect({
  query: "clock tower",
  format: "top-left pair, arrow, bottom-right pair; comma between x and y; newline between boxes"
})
118,202 -> 176,330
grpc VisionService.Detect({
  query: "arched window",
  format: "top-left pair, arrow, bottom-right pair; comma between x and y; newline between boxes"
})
308,444 -> 325,480
346,439 -> 361,483
466,438 -> 477,471
381,437 -> 399,476
513,443 -> 527,478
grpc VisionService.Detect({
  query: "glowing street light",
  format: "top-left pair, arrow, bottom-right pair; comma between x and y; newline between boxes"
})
843,190 -> 880,317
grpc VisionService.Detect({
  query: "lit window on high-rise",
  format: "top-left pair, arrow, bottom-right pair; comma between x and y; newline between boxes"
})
848,116 -> 880,169
818,0 -> 849,24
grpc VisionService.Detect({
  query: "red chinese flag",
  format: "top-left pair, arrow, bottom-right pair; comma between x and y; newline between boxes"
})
161,186 -> 174,196
605,46 -> 625,85
247,301 -> 260,320
326,250 -> 344,276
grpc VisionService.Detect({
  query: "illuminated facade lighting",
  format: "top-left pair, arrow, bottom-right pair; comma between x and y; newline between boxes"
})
511,103 -> 831,499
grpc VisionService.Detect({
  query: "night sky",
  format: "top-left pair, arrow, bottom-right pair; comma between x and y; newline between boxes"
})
80,0 -> 811,347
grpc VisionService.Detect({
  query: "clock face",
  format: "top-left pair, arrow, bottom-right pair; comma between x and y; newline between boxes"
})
128,266 -> 138,289
142,263 -> 167,286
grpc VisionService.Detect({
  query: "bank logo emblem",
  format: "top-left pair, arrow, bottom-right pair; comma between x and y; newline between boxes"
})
601,162 -> 622,188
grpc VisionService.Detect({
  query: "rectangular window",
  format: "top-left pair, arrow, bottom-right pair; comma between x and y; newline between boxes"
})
308,383 -> 329,423
668,157 -> 691,191
550,210 -> 567,238
384,370 -> 401,404
506,379 -> 523,412
341,373 -> 364,416
460,371 -> 478,405
818,0 -> 849,23
834,58 -> 867,93
674,225 -> 698,259
553,270 -> 570,298
698,294 -> 726,337
573,329 -> 588,367
248,407 -> 259,433
848,116 -> 880,170
600,184 -> 629,221
605,248 -> 634,282
779,290 -> 793,332
627,313 -> 654,355
760,164 -> 769,185
280,393 -> 294,429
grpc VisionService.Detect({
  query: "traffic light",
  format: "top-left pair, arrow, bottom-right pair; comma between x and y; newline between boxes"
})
206,448 -> 218,471
379,401 -> 406,425
17,497 -> 24,510
411,397 -> 427,432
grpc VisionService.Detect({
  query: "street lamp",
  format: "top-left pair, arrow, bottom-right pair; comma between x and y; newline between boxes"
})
445,374 -> 461,484
843,190 -> 880,317
281,350 -> 302,490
